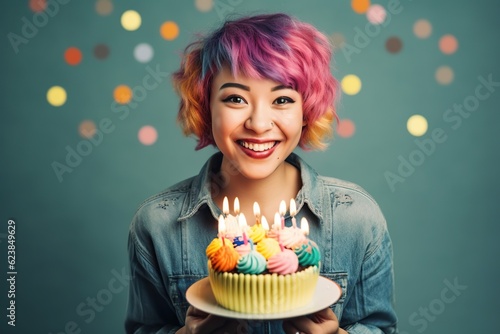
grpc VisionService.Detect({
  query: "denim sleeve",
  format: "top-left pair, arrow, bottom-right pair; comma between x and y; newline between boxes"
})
125,215 -> 182,334
342,230 -> 398,334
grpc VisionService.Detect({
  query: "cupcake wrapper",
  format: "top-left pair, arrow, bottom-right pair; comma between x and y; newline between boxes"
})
208,261 -> 320,314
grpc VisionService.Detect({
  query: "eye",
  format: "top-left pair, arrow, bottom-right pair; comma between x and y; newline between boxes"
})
273,96 -> 295,105
222,95 -> 246,104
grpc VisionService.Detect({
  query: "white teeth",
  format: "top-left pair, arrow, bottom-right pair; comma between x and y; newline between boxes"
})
240,141 -> 275,152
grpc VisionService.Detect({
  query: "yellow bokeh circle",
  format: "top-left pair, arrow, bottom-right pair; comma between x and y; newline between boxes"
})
121,10 -> 141,31
407,115 -> 428,137
341,74 -> 362,95
47,86 -> 67,107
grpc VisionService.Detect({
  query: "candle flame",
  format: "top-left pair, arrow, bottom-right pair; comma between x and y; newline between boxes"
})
279,200 -> 286,216
234,197 -> 240,215
289,198 -> 297,216
274,212 -> 281,229
253,201 -> 260,217
261,216 -> 269,230
301,217 -> 309,235
238,212 -> 247,229
223,197 -> 229,215
218,214 -> 226,234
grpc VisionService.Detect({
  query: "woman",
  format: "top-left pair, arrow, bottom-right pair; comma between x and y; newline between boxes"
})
126,13 -> 398,334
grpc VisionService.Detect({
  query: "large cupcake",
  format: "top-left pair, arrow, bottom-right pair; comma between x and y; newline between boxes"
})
206,211 -> 321,314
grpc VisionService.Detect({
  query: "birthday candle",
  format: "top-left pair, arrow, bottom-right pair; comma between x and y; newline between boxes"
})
253,202 -> 261,225
261,216 -> 269,231
279,200 -> 286,229
218,214 -> 226,241
274,212 -> 281,230
300,217 -> 309,236
289,198 -> 297,228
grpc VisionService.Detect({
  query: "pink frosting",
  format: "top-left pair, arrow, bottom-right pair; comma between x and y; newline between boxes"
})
235,243 -> 251,256
267,249 -> 299,275
279,228 -> 306,249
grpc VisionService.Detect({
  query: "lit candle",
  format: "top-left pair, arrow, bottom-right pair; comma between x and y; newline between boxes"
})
253,202 -> 261,225
223,196 -> 229,218
274,212 -> 281,230
234,197 -> 240,217
290,198 -> 297,228
239,213 -> 248,245
300,217 -> 309,236
218,214 -> 226,241
261,216 -> 269,231
279,200 -> 286,229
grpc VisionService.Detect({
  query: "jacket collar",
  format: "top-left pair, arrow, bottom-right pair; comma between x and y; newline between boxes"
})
178,152 -> 324,222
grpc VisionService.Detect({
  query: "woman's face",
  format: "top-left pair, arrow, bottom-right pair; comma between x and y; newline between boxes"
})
210,66 -> 305,180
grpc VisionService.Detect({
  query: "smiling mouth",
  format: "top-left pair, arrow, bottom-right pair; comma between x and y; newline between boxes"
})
237,140 -> 277,152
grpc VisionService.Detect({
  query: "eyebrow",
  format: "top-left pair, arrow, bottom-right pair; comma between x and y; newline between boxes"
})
219,83 -> 293,92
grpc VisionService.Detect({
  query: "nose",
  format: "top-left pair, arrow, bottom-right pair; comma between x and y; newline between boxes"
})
244,102 -> 273,133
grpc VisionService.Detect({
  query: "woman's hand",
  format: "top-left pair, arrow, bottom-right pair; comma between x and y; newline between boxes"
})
282,307 -> 348,334
176,306 -> 244,334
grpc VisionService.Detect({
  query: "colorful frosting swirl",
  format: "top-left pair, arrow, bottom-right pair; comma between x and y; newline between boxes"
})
237,250 -> 267,274
294,240 -> 321,267
279,228 -> 307,249
234,243 -> 251,257
267,249 -> 299,275
256,238 -> 281,260
248,224 -> 266,244
205,238 -> 223,260
210,244 -> 239,272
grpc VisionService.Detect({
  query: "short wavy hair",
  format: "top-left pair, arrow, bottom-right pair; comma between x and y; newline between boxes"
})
172,13 -> 339,150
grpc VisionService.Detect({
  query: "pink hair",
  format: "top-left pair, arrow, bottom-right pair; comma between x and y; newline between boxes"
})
172,13 -> 339,150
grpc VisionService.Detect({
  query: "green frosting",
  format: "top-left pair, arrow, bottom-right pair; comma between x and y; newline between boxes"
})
294,240 -> 321,266
237,251 -> 267,274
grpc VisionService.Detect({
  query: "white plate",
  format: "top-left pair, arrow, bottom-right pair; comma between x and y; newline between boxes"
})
185,276 -> 342,320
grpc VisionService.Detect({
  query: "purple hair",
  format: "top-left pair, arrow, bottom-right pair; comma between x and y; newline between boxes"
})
173,13 -> 339,150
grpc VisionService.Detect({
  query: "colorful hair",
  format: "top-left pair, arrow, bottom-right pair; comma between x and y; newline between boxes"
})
172,13 -> 339,150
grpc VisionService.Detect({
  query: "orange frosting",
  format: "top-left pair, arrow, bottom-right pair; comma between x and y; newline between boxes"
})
210,244 -> 239,272
205,238 -> 223,260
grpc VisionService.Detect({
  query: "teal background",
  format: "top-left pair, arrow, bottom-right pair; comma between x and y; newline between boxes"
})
1,0 -> 499,333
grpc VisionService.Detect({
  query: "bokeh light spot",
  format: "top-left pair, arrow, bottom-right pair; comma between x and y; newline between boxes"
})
79,120 -> 97,139
439,34 -> 458,55
121,10 -> 142,31
138,125 -> 158,146
195,0 -> 214,12
341,75 -> 362,95
30,0 -> 46,12
413,19 -> 432,39
47,86 -> 67,107
134,43 -> 154,63
435,66 -> 454,85
366,4 -> 386,25
160,21 -> 180,40
386,36 -> 403,54
407,115 -> 428,137
351,0 -> 371,14
94,44 -> 110,59
113,85 -> 133,104
95,0 -> 113,16
64,47 -> 82,66
329,32 -> 345,50
336,119 -> 356,138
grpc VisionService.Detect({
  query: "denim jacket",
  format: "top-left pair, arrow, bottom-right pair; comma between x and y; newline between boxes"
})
125,152 -> 398,333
